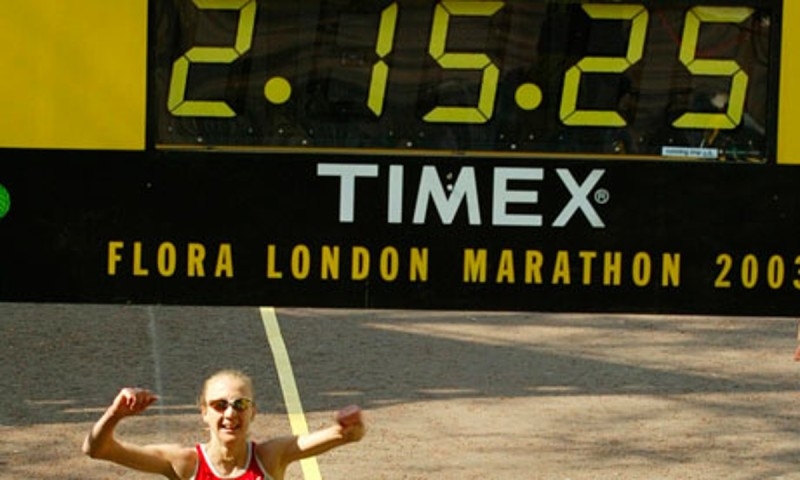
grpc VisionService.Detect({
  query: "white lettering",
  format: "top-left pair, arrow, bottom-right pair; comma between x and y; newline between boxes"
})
413,166 -> 481,225
552,169 -> 605,228
492,167 -> 543,226
317,163 -> 379,223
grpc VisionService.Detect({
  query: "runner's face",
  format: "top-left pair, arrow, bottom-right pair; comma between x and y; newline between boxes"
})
202,375 -> 255,442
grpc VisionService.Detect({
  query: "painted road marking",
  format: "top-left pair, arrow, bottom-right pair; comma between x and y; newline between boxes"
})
260,306 -> 323,480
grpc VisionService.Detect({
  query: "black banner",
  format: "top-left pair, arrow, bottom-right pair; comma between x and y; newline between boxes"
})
0,148 -> 798,316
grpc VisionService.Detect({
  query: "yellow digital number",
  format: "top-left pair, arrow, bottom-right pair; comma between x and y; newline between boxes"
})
167,0 -> 257,117
424,1 -> 505,124
560,4 -> 648,127
368,3 -> 399,117
672,6 -> 753,129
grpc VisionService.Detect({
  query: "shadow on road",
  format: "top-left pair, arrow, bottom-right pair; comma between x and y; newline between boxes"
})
1,303 -> 797,427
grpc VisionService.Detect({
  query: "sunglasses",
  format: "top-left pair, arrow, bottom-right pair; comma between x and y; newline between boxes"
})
208,398 -> 253,413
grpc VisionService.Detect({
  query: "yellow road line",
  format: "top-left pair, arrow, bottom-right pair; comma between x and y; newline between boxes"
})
259,307 -> 323,480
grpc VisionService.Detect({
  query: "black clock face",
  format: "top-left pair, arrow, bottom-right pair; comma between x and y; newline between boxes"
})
151,0 -> 779,163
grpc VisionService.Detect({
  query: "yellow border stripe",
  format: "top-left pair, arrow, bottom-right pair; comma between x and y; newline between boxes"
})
778,1 -> 800,163
259,307 -> 323,480
0,1 -> 147,150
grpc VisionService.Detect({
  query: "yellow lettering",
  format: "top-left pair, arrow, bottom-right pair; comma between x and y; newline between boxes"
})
457,248 -> 681,288
380,247 -> 399,281
291,245 -> 311,279
795,256 -> 800,290
603,251 -> 622,285
133,242 -> 149,277
496,249 -> 515,284
107,241 -> 124,276
214,243 -> 234,278
187,243 -> 206,277
410,247 -> 428,282
266,244 -> 427,282
579,250 -> 597,285
463,249 -> 487,283
321,245 -> 340,280
551,250 -> 571,285
632,252 -> 651,287
662,253 -> 681,286
352,246 -> 370,280
157,242 -> 177,277
266,244 -> 283,279
525,250 -> 543,284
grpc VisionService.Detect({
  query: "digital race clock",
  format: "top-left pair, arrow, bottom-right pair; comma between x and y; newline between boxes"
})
152,0 -> 780,162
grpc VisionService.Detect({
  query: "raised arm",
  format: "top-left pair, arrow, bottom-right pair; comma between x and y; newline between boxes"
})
260,405 -> 366,476
82,388 -> 193,479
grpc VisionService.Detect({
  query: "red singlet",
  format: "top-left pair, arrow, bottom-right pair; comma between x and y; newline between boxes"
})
191,442 -> 272,480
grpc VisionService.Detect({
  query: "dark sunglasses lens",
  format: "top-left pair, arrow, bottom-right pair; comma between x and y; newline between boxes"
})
210,399 -> 251,412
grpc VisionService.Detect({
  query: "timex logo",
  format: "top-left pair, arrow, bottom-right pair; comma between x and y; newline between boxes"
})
317,163 -> 607,228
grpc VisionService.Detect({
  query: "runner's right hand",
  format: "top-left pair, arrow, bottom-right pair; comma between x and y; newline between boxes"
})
111,387 -> 158,417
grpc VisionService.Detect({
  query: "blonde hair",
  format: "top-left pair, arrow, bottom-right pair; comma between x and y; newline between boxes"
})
198,369 -> 255,408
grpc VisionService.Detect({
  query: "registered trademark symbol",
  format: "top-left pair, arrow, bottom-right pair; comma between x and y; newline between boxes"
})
594,188 -> 610,204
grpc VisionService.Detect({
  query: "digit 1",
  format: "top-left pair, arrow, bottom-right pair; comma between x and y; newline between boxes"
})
672,7 -> 753,130
368,3 -> 399,117
560,4 -> 648,127
424,1 -> 505,124
167,0 -> 257,118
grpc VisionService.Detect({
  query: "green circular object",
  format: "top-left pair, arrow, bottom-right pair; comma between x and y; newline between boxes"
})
0,184 -> 10,219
